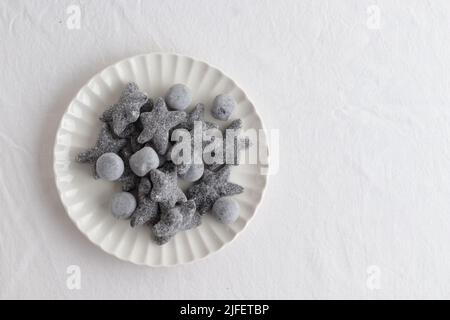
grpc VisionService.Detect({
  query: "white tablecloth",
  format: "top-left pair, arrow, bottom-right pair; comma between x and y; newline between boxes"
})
1,0 -> 450,299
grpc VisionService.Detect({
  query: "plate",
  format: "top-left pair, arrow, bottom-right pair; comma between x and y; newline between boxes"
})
53,52 -> 269,266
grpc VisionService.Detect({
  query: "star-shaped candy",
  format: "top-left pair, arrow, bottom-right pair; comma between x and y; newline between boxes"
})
114,122 -> 137,139
175,103 -> 218,132
130,177 -> 159,227
186,165 -> 243,214
203,119 -> 251,171
117,143 -> 139,191
149,166 -> 187,207
76,123 -> 127,163
137,97 -> 186,154
168,109 -> 216,175
100,82 -> 148,135
152,200 -> 200,245
167,127 -> 204,176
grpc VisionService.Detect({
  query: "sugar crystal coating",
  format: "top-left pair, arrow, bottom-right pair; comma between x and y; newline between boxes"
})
118,144 -> 139,191
169,122 -> 209,176
175,103 -> 218,132
115,123 -> 137,139
138,97 -> 186,154
187,165 -> 243,214
76,123 -> 127,164
130,177 -> 159,227
100,82 -> 148,135
150,166 -> 187,207
152,200 -> 200,245
204,119 -> 250,171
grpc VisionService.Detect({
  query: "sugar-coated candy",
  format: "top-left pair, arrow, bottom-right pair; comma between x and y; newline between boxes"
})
137,97 -> 186,154
152,200 -> 200,245
211,94 -> 236,121
111,192 -> 136,219
175,103 -> 217,132
100,82 -> 148,135
130,177 -> 159,227
212,197 -> 240,224
165,84 -> 191,111
204,119 -> 250,171
96,152 -> 124,181
187,165 -> 243,214
76,82 -> 249,245
117,144 -> 139,191
150,166 -> 187,207
76,123 -> 127,164
129,146 -> 159,177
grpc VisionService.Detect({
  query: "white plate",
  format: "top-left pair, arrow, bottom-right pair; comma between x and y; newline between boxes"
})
53,53 -> 269,266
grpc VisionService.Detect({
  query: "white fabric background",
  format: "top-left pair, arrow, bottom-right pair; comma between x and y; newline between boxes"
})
1,0 -> 450,299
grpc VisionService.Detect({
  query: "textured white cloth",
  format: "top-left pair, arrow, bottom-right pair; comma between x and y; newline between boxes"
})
1,0 -> 450,299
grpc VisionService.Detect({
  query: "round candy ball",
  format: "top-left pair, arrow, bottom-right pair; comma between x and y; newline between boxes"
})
211,197 -> 240,224
111,192 -> 136,219
96,152 -> 124,181
211,94 -> 236,121
165,84 -> 191,110
129,146 -> 159,177
178,163 -> 204,182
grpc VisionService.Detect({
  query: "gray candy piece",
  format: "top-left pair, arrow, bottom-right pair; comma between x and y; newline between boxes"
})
76,123 -> 127,164
169,123 -> 209,176
206,136 -> 251,171
130,177 -> 159,227
166,133 -> 192,176
114,123 -> 137,139
129,146 -> 159,177
211,94 -> 236,121
165,84 -> 192,110
96,152 -> 124,181
152,200 -> 200,245
118,144 -> 139,191
187,165 -> 243,214
111,192 -> 137,219
149,167 -> 187,207
179,163 -> 204,182
175,103 -> 218,132
100,82 -> 148,135
137,97 -> 186,154
204,119 -> 251,171
212,197 -> 240,224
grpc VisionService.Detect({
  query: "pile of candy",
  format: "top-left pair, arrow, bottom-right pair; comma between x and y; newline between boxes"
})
76,82 -> 246,245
